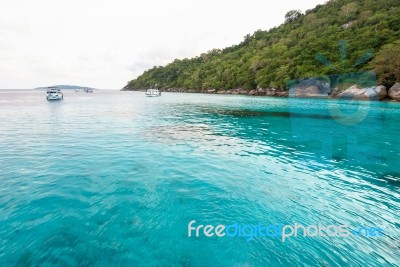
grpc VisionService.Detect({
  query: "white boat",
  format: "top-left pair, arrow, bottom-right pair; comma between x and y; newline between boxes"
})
145,88 -> 161,97
46,87 -> 63,101
84,88 -> 93,93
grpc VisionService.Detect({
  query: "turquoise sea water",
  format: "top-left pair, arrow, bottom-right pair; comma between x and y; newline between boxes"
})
0,90 -> 399,266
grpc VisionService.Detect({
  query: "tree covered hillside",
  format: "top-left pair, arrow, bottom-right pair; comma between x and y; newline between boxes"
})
124,0 -> 400,91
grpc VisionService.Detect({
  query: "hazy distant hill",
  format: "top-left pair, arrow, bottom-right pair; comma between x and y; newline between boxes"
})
34,85 -> 96,90
124,0 -> 400,91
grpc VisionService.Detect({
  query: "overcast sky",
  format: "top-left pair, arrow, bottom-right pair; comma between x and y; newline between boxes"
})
0,0 -> 326,89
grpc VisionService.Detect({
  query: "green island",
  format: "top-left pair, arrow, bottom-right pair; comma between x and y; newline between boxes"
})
123,0 -> 400,101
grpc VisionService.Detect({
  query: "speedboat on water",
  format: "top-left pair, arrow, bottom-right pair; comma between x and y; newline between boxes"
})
46,87 -> 63,101
84,88 -> 94,93
145,88 -> 161,97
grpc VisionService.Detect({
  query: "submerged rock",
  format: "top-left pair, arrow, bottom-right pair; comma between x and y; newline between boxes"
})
388,83 -> 400,101
337,85 -> 387,100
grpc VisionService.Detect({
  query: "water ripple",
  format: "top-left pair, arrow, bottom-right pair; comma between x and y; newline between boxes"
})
0,91 -> 399,266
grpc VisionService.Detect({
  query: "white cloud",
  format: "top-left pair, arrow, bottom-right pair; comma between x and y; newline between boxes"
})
0,0 -> 326,89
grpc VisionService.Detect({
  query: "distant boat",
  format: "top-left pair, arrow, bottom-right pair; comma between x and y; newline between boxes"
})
46,87 -> 63,101
145,88 -> 161,97
84,88 -> 94,93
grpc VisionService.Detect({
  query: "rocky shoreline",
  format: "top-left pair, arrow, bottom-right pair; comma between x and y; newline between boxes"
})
122,80 -> 400,102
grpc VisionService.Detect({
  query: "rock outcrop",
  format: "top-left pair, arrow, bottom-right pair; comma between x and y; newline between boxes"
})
249,90 -> 257,95
266,88 -> 278,96
288,78 -> 331,98
252,88 -> 285,96
337,85 -> 387,100
388,83 -> 400,101
123,83 -> 395,101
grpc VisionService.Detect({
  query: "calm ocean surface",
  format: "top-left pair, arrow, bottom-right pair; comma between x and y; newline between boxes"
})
0,90 -> 399,266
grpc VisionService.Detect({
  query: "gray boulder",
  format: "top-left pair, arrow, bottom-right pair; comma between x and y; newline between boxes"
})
388,83 -> 400,101
377,85 -> 388,99
289,78 -> 331,98
276,91 -> 288,97
255,88 -> 278,96
257,88 -> 266,94
266,88 -> 277,96
238,89 -> 248,95
337,85 -> 387,100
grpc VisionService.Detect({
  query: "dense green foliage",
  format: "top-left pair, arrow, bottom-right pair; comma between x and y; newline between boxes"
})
125,0 -> 400,91
371,40 -> 400,87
